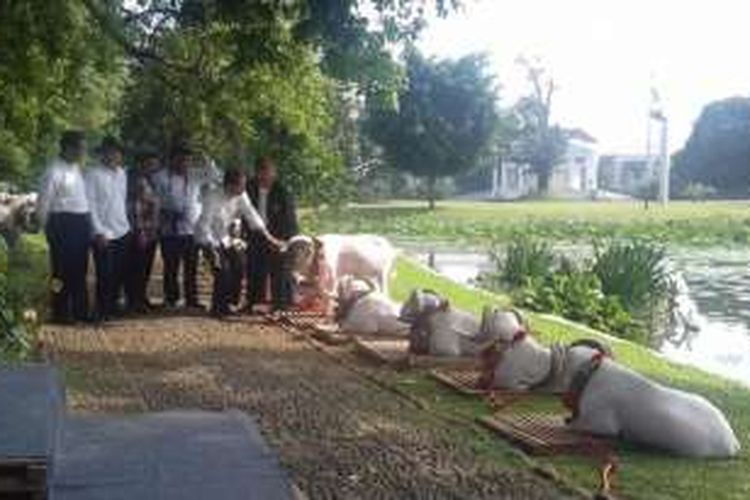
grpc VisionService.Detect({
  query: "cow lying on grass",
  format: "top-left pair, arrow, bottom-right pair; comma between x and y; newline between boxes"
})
286,234 -> 397,313
478,306 -> 741,458
334,276 -> 408,336
399,289 -> 484,357
0,193 -> 37,246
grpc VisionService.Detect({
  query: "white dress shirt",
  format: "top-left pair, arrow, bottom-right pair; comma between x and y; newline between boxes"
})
257,187 -> 270,223
85,165 -> 130,240
195,188 -> 266,248
36,159 -> 90,225
151,168 -> 203,236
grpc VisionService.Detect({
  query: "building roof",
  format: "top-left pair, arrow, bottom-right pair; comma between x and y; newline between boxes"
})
565,128 -> 598,143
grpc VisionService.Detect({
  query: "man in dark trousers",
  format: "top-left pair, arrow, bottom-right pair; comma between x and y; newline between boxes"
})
245,156 -> 298,312
85,136 -> 131,321
37,131 -> 91,324
151,146 -> 202,310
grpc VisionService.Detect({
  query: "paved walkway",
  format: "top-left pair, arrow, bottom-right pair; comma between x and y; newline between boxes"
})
41,315 -> 569,499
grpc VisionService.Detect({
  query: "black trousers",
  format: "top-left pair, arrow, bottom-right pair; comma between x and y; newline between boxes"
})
246,235 -> 292,310
209,247 -> 236,316
160,235 -> 198,306
92,232 -> 130,319
226,246 -> 245,306
45,212 -> 91,322
125,237 -> 157,310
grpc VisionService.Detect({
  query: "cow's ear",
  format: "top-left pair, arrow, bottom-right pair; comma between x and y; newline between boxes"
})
511,308 -> 530,333
439,299 -> 450,311
481,305 -> 493,329
313,237 -> 323,249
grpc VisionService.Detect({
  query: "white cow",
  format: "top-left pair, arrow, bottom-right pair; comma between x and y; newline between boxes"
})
399,289 -> 482,357
335,276 -> 409,336
0,193 -> 37,246
286,234 -> 397,308
479,307 -> 741,458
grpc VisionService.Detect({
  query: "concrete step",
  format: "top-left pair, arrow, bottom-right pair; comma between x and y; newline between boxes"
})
0,365 -> 66,499
50,410 -> 297,500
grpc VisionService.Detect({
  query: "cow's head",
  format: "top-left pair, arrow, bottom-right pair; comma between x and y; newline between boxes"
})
398,289 -> 448,324
476,306 -> 530,390
0,194 -> 38,246
336,275 -> 377,304
399,289 -> 449,355
286,235 -> 321,284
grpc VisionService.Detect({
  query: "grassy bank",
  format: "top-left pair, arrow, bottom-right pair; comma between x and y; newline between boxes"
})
389,257 -> 750,500
1,233 -> 48,360
303,200 -> 750,246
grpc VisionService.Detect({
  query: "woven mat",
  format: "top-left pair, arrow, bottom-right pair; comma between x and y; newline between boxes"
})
353,338 -> 477,368
479,412 -> 612,456
430,366 -> 488,395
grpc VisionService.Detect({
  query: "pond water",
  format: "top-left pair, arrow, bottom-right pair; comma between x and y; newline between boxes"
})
400,242 -> 750,386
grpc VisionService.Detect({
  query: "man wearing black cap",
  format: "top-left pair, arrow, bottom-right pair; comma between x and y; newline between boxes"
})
85,136 -> 131,321
37,130 -> 91,323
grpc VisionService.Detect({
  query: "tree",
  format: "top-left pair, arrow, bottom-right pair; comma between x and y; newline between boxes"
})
671,97 -> 750,198
365,49 -> 498,209
0,1 -> 125,186
509,57 -> 567,195
2,0 -> 464,196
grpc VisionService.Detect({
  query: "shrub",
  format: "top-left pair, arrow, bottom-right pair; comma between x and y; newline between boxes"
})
493,236 -> 555,288
681,182 -> 717,202
481,236 -> 668,345
593,239 -> 668,314
0,239 -> 28,359
0,234 -> 48,360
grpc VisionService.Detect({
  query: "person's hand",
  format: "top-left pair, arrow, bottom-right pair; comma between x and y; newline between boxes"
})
265,233 -> 284,251
272,236 -> 287,251
94,234 -> 108,249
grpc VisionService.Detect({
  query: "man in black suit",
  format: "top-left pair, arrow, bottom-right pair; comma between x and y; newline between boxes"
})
245,156 -> 298,312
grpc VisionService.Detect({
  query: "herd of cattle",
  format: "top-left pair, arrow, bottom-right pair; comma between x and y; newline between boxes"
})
0,196 -> 741,458
289,234 -> 741,459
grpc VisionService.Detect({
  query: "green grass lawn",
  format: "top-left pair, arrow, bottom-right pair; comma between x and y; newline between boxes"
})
390,257 -> 750,500
303,199 -> 750,246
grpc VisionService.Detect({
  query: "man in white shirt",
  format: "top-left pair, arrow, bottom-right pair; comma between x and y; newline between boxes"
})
85,136 -> 131,321
151,145 -> 204,309
195,168 -> 282,318
37,131 -> 92,323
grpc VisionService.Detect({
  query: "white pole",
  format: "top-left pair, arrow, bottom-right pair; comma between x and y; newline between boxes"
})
659,118 -> 670,205
492,163 -> 499,198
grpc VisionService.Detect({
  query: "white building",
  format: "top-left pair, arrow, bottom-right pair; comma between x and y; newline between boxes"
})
491,129 -> 599,200
598,154 -> 661,197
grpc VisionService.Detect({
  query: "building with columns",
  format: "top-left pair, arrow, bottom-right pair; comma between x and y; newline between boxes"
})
490,129 -> 599,200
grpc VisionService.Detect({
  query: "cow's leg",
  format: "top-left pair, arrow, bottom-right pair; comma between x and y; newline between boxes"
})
379,262 -> 391,298
568,407 -> 619,437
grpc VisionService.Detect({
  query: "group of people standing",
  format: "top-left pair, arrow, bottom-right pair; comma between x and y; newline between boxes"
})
37,130 -> 298,324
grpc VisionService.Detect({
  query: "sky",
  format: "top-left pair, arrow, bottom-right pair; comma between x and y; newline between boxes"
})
417,0 -> 750,154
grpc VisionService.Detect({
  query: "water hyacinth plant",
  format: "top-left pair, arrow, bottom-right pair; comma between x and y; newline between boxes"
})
481,235 -> 671,345
593,240 -> 673,344
494,235 -> 555,288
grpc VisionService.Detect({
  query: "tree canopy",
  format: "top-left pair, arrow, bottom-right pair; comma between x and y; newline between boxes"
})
365,48 -> 498,208
0,1 -> 125,186
0,0 -> 462,203
507,57 -> 567,194
671,96 -> 750,199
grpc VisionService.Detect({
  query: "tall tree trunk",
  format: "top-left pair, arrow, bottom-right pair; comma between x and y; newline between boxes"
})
427,175 -> 436,210
537,169 -> 550,196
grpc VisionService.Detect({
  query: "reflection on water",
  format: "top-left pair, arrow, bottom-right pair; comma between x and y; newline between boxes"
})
402,242 -> 750,386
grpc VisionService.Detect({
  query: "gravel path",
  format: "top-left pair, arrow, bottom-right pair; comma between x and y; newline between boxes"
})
41,315 -> 571,499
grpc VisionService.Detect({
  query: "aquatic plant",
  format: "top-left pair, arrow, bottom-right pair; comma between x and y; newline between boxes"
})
493,235 -> 555,288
